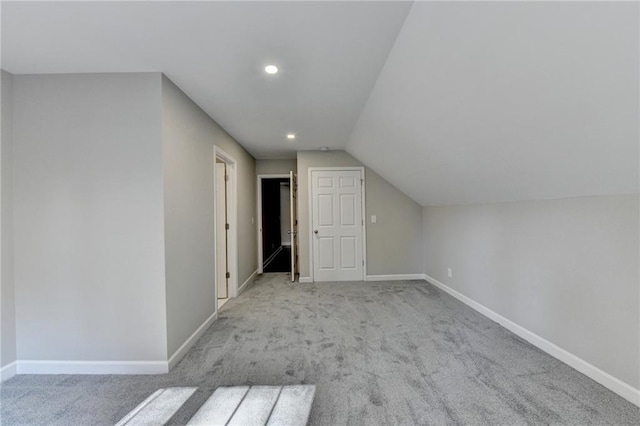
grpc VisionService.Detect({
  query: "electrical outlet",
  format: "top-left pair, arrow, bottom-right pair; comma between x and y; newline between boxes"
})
447,268 -> 453,278
371,215 -> 377,223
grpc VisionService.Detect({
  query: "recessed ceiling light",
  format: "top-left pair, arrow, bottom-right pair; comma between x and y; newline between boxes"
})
319,147 -> 329,151
287,133 -> 296,140
265,65 -> 278,74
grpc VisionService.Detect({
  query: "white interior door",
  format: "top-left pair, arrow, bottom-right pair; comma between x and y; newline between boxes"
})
290,171 -> 297,282
215,162 -> 228,298
311,170 -> 364,282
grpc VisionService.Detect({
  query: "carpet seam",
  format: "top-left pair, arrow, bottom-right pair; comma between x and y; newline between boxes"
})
223,386 -> 251,426
264,386 -> 284,425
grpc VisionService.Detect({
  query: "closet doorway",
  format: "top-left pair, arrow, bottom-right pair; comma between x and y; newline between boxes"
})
257,173 -> 298,280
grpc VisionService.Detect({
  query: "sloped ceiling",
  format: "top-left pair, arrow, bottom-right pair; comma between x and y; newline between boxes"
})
3,1 -> 638,206
347,1 -> 639,205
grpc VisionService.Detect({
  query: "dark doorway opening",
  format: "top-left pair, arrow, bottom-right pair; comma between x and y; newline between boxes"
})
261,178 -> 292,273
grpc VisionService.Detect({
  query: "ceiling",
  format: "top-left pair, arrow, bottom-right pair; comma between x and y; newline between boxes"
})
347,1 -> 639,205
3,1 -> 638,206
1,1 -> 412,159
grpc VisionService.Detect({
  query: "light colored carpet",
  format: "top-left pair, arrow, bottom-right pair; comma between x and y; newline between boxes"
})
115,387 -> 196,426
1,273 -> 638,425
115,385 -> 315,426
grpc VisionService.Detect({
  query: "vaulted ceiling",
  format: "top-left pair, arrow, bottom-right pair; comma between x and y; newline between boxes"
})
3,1 -> 638,206
1,1 -> 411,160
346,1 -> 639,205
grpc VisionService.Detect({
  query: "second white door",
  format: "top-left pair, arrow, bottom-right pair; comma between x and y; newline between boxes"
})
216,162 -> 228,299
311,170 -> 364,282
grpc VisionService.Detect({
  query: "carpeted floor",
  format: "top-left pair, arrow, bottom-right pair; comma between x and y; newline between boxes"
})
1,274 -> 638,425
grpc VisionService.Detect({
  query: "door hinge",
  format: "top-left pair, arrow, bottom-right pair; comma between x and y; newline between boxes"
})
226,272 -> 230,279
225,223 -> 230,230
225,174 -> 229,182
362,260 -> 364,266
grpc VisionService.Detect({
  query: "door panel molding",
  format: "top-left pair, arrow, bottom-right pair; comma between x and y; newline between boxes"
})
308,167 -> 367,282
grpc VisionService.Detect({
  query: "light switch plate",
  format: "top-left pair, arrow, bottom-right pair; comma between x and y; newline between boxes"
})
371,215 -> 377,223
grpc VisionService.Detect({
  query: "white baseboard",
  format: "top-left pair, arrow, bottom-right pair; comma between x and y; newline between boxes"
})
11,312 -> 220,376
365,274 -> 425,282
1,361 -> 17,382
168,311 -> 218,371
16,360 -> 169,375
300,275 -> 425,283
237,269 -> 259,296
423,274 -> 640,407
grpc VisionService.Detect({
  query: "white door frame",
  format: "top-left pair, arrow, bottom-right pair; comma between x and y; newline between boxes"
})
256,173 -> 290,274
214,146 -> 239,299
307,167 -> 367,282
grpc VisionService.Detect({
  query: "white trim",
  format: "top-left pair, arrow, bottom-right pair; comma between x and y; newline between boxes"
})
16,360 -> 169,375
257,174 -> 291,274
307,167 -> 365,171
214,146 -> 238,298
299,276 -> 312,283
307,167 -> 366,282
423,274 -> 640,407
365,274 -> 425,282
289,170 -> 296,282
1,361 -> 17,382
237,269 -> 259,296
167,311 -> 218,371
307,168 -> 313,281
5,310 -> 221,376
361,171 -> 368,281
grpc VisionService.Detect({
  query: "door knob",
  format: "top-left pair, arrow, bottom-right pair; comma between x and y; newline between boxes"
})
314,230 -> 318,234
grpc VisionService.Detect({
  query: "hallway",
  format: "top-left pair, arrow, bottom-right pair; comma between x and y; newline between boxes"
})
1,274 -> 638,425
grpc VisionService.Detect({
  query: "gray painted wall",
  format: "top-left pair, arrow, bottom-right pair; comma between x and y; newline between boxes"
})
297,150 -> 423,278
162,77 -> 216,358
1,70 -> 16,369
256,159 -> 297,175
203,115 -> 258,291
13,73 -> 168,361
422,195 -> 640,389
162,77 -> 256,357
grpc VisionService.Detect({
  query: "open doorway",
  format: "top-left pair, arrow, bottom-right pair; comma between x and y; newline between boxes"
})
258,173 -> 298,280
215,147 -> 238,309
262,177 -> 290,272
